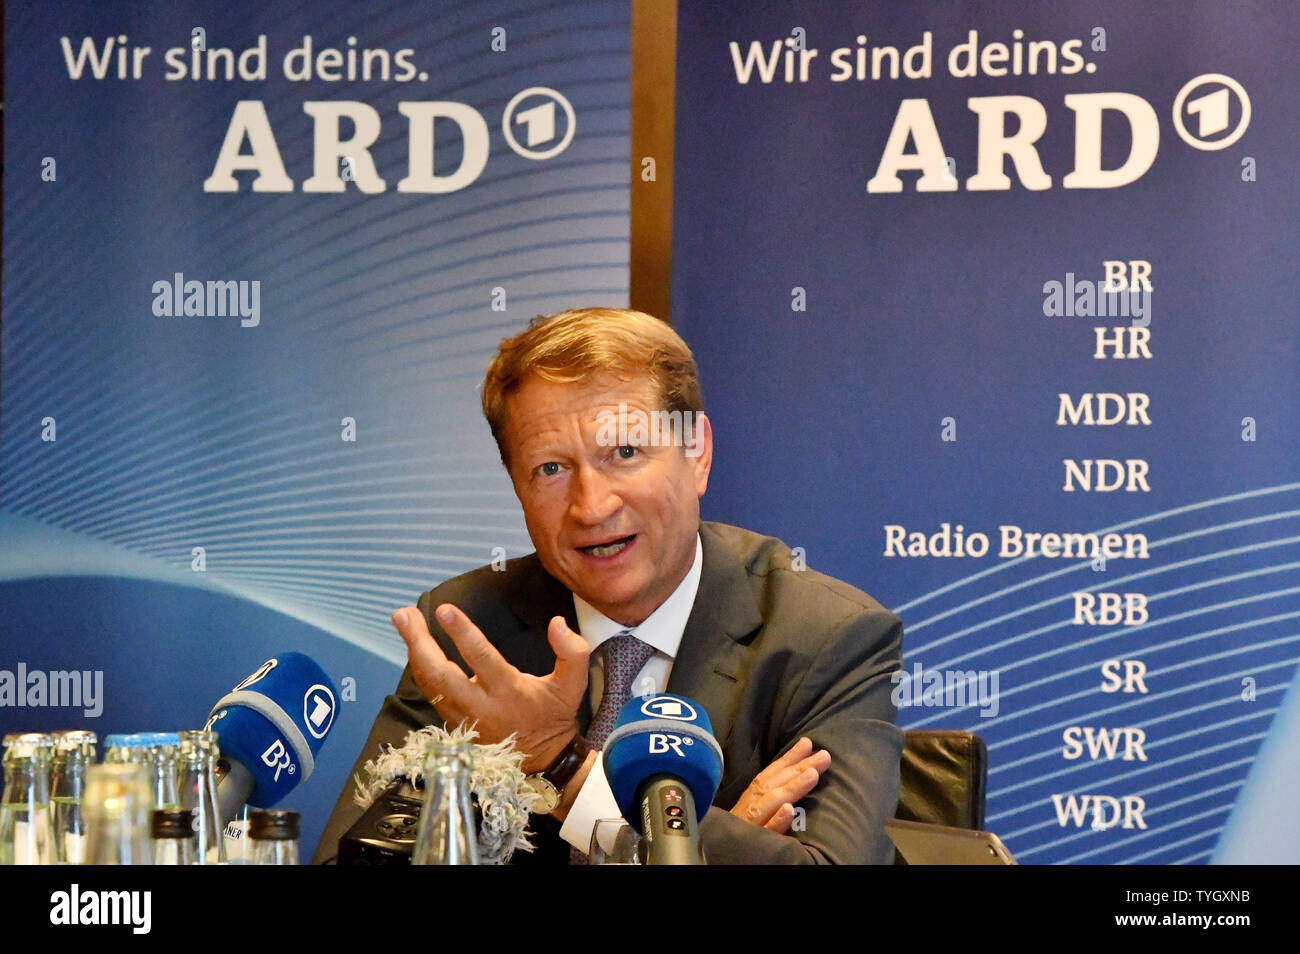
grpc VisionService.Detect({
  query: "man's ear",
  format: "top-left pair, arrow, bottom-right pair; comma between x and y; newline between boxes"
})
688,412 -> 713,497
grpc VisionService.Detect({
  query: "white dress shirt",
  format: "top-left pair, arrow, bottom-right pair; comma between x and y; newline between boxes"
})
558,533 -> 704,853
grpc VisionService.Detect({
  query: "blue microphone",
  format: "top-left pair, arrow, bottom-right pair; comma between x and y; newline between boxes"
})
205,652 -> 338,822
603,694 -> 724,864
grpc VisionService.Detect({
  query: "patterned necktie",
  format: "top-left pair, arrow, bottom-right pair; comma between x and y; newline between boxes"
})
587,631 -> 657,748
569,631 -> 656,862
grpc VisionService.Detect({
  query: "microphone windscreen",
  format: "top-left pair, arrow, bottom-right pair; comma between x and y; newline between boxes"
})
206,652 -> 337,807
603,694 -> 724,832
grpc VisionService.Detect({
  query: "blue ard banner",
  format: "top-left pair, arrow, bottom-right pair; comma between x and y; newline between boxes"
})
1,0 -> 630,855
671,1 -> 1299,863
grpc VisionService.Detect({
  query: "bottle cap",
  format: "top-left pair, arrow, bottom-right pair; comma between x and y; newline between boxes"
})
3,732 -> 55,758
54,730 -> 99,755
55,729 -> 98,744
152,809 -> 197,839
249,810 -> 301,841
178,729 -> 219,757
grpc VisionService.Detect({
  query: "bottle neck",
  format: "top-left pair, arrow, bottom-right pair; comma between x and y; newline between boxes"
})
424,757 -> 475,807
149,753 -> 180,810
105,747 -> 148,764
2,757 -> 48,805
179,755 -> 226,864
50,751 -> 88,801
427,749 -> 473,782
182,752 -> 218,779
412,742 -> 479,865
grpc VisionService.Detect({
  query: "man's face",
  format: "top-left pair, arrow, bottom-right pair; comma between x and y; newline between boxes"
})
502,372 -> 712,626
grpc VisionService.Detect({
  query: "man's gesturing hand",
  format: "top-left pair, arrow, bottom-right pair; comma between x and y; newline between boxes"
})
729,737 -> 831,834
393,604 -> 590,774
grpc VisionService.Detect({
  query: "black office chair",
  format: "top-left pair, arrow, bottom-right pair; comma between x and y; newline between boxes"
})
893,729 -> 988,863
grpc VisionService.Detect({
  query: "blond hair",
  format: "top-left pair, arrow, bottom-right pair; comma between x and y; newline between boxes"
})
482,308 -> 703,466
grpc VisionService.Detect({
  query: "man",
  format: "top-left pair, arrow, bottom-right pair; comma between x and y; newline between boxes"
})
314,308 -> 904,864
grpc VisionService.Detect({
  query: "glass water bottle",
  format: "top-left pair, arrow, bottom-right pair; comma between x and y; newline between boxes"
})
412,740 -> 478,865
178,730 -> 226,864
50,730 -> 97,864
0,732 -> 56,865
83,763 -> 153,865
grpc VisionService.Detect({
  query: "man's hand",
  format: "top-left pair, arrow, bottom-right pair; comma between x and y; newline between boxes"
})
392,604 -> 590,773
729,737 -> 831,833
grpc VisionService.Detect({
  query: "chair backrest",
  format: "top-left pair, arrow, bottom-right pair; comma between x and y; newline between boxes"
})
895,729 -> 988,830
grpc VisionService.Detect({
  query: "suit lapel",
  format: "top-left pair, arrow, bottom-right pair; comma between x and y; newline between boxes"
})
666,524 -> 762,750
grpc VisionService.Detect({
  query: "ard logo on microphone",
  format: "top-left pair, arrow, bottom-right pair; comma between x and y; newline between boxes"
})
303,683 -> 336,739
640,696 -> 698,721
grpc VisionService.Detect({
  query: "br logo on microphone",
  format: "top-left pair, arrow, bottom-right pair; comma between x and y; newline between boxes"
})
303,684 -> 336,739
640,696 -> 698,721
648,733 -> 695,757
260,739 -> 296,781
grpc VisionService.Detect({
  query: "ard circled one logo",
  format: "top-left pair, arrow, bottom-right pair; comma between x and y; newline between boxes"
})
303,683 -> 336,739
1172,73 -> 1251,150
640,696 -> 698,722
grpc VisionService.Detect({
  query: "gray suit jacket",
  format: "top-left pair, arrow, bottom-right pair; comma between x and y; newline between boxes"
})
313,521 -> 904,864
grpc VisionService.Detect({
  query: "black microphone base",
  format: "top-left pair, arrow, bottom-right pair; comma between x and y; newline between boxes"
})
338,781 -> 424,865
